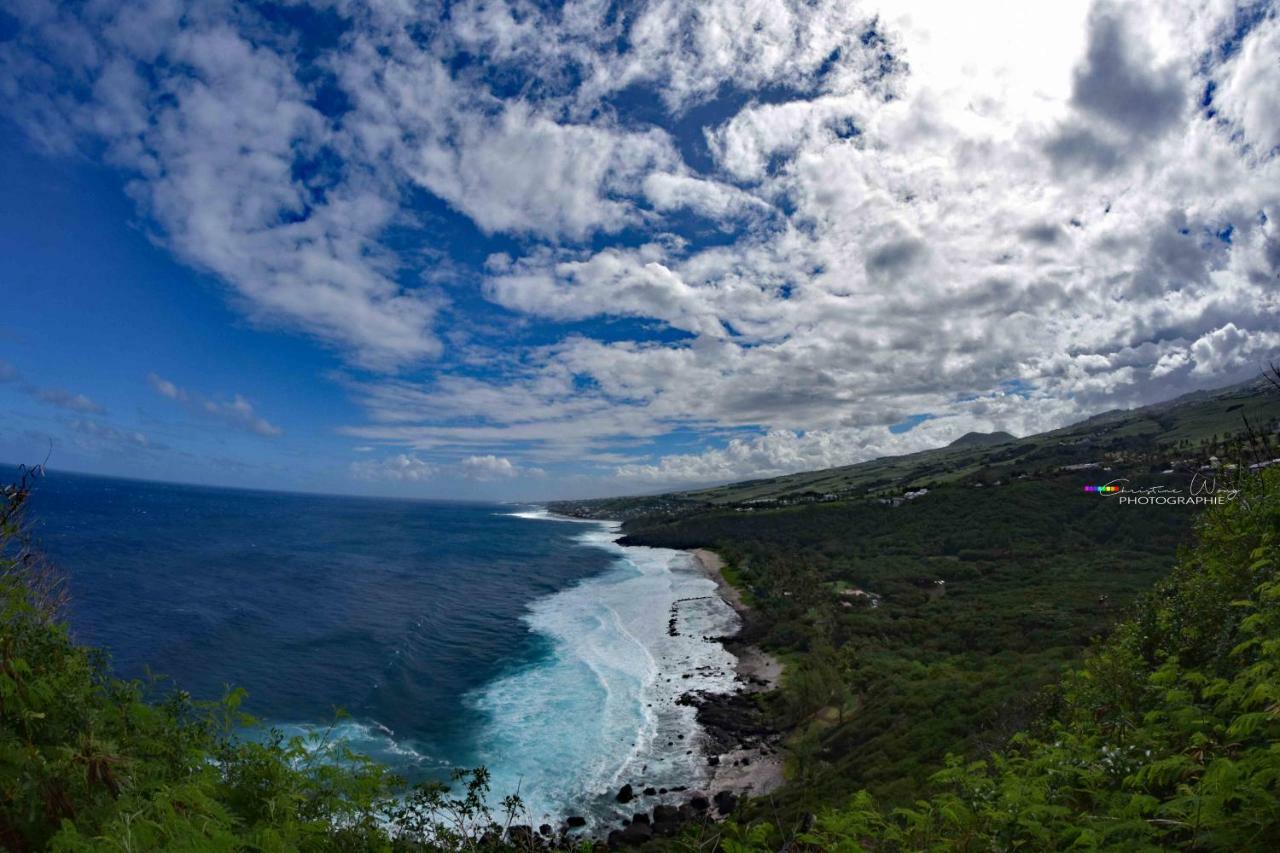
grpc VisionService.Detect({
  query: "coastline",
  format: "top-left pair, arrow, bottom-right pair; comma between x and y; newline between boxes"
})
688,548 -> 786,800
690,549 -> 784,690
534,508 -> 785,833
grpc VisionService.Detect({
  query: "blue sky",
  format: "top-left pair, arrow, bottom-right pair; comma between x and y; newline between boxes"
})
1,0 -> 1277,499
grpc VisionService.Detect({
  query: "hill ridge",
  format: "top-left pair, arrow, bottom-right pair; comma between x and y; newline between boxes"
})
551,376 -> 1280,517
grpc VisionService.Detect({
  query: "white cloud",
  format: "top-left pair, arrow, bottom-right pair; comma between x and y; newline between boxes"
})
459,454 -> 519,480
613,392 -> 1081,487
6,1 -> 1280,492
350,453 -> 437,482
1214,13 -> 1280,156
148,373 -> 282,437
367,1 -> 1278,488
349,452 -> 538,484
148,373 -> 182,400
1188,323 -> 1280,376
438,0 -> 893,111
403,104 -> 677,240
3,2 -> 440,369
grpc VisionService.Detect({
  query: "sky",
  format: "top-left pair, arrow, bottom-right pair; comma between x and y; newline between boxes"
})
0,0 -> 1277,500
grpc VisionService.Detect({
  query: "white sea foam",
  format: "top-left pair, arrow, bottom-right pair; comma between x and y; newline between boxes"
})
470,511 -> 741,827
255,719 -> 441,768
501,506 -> 600,523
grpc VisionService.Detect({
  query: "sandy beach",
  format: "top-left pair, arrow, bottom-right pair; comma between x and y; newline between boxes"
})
689,548 -> 787,799
691,549 -> 784,688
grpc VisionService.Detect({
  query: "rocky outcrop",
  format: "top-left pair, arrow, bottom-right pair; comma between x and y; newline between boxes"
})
507,825 -> 535,846
678,688 -> 778,756
603,788 -> 751,847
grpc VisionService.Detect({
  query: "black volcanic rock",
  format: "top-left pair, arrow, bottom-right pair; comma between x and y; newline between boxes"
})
617,821 -> 654,845
616,783 -> 635,804
713,790 -> 739,815
507,825 -> 535,845
652,804 -> 680,824
680,689 -> 778,755
566,815 -> 587,828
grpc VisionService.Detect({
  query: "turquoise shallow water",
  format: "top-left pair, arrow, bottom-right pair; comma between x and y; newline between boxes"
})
21,470 -> 740,825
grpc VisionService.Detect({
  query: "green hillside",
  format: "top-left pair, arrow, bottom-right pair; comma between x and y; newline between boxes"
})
695,464 -> 1280,850
552,377 -> 1280,517
555,374 -> 1280,848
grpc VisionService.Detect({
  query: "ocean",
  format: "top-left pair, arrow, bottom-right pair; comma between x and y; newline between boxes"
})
20,469 -> 741,825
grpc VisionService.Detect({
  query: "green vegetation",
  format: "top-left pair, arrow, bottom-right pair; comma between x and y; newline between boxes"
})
586,380 -> 1279,818
621,473 -> 1204,809
707,463 -> 1280,850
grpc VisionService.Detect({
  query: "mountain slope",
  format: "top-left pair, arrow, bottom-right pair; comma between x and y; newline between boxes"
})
946,430 -> 1016,448
552,377 -> 1280,517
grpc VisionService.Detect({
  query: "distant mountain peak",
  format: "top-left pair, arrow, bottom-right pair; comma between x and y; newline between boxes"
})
946,431 -> 1016,448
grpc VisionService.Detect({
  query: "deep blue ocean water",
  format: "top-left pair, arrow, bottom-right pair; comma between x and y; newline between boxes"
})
19,469 -> 740,824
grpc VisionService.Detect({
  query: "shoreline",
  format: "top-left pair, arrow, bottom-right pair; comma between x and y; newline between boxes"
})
536,509 -> 785,833
687,548 -> 786,800
690,549 -> 784,690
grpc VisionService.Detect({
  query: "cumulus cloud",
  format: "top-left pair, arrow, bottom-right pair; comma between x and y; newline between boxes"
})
1188,323 -> 1280,376
148,373 -> 282,437
351,0 -> 1276,487
459,454 -> 520,480
350,453 -> 437,482
2,2 -> 439,369
6,1 -> 1280,491
1214,12 -> 1280,155
349,452 -> 539,484
1069,4 -> 1186,138
148,374 -> 182,400
402,105 -> 677,240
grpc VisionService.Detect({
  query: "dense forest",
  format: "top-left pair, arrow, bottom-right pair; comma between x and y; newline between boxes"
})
620,473 -> 1205,808
4,378 -> 1280,850
707,463 -> 1280,850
